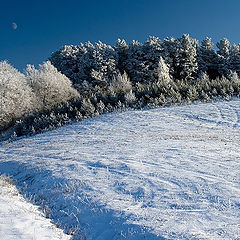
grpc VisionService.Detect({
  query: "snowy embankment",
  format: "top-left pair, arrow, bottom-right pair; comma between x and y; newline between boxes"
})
0,175 -> 70,240
0,99 -> 240,239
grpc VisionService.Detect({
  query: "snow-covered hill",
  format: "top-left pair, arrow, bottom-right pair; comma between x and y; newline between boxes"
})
0,100 -> 240,239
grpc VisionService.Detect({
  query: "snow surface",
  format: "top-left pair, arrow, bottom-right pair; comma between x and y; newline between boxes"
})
0,175 -> 70,240
0,99 -> 240,239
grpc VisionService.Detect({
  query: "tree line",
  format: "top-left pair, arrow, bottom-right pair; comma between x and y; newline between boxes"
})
1,34 -> 240,138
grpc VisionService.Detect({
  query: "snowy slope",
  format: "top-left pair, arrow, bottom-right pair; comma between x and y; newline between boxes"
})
0,175 -> 70,240
0,99 -> 240,239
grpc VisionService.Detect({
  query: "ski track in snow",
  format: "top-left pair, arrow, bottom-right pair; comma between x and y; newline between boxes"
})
0,99 -> 240,239
0,175 -> 70,240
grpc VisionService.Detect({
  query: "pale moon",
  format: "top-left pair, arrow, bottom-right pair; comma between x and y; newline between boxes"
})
12,22 -> 17,30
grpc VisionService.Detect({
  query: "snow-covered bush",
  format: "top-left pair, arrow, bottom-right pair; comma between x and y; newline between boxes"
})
108,72 -> 136,105
109,72 -> 132,94
25,61 -> 79,110
80,98 -> 95,116
0,61 -> 36,129
228,71 -> 240,83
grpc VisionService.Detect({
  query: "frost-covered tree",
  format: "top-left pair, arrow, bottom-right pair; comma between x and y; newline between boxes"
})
198,71 -> 211,82
216,38 -> 231,76
228,44 -> 240,76
25,61 -> 79,109
124,40 -> 146,83
197,37 -> 214,73
124,37 -> 164,84
114,39 -> 129,74
162,34 -> 198,80
143,36 -> 163,71
174,34 -> 198,80
49,44 -> 81,82
162,37 -> 177,78
197,37 -> 221,79
0,61 -> 35,129
50,42 -> 93,85
154,57 -> 172,84
90,41 -> 119,86
216,38 -> 230,58
50,41 -> 119,88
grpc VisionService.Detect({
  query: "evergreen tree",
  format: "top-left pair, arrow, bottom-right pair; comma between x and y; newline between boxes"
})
49,44 -> 82,83
216,38 -> 231,77
154,57 -> 172,84
162,37 -> 177,78
228,44 -> 240,76
228,71 -> 240,82
91,41 -> 119,87
50,41 -> 119,88
124,40 -> 146,83
174,34 -> 198,80
114,39 -> 129,74
124,37 -> 164,84
198,37 -> 221,79
143,36 -> 163,73
216,38 -> 230,58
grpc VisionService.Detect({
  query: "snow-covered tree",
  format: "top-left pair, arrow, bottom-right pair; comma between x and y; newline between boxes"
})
124,37 -> 164,84
143,36 -> 163,70
25,61 -> 79,110
154,57 -> 172,84
197,37 -> 221,79
114,39 -> 129,74
162,34 -> 198,81
228,44 -> 240,76
50,41 -> 119,88
174,34 -> 198,80
198,37 -> 214,72
0,61 -> 35,129
49,44 -> 82,82
91,41 -> 119,86
198,71 -> 210,82
216,38 -> 231,76
124,40 -> 146,83
162,37 -> 177,78
216,38 -> 230,58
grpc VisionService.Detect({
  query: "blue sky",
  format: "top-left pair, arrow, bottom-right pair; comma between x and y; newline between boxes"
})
1,0 -> 240,71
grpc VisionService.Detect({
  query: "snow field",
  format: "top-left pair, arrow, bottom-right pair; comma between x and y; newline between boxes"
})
0,99 -> 240,239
